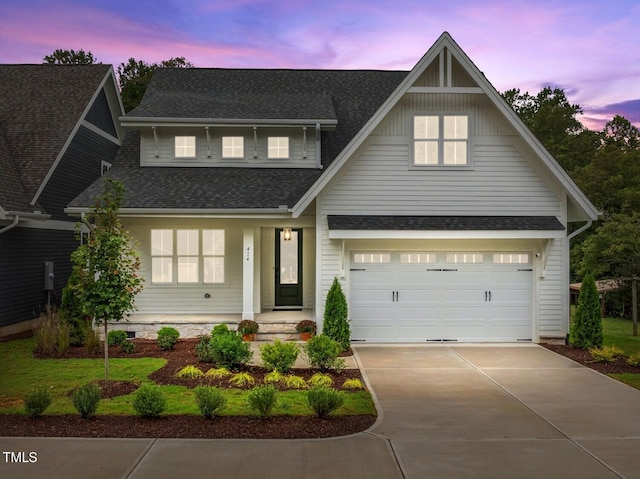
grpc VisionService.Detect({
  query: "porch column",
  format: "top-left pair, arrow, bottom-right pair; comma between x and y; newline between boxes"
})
242,228 -> 255,320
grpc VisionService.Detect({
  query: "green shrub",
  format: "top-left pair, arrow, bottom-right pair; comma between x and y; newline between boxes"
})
157,327 -> 180,351
212,323 -> 231,337
107,330 -> 128,346
175,365 -> 204,379
589,344 -> 625,362
307,386 -> 345,418
24,385 -> 52,418
72,383 -> 101,418
342,378 -> 364,390
570,273 -> 603,349
132,385 -> 167,417
308,372 -> 334,387
34,307 -> 70,355
229,372 -> 255,387
120,340 -> 136,354
626,352 -> 640,366
209,331 -> 253,370
263,371 -> 284,385
282,374 -> 308,389
303,334 -> 345,372
194,386 -> 227,419
323,277 -> 350,351
205,367 -> 231,379
247,385 -> 277,418
59,267 -> 89,346
84,324 -> 101,355
195,335 -> 214,362
260,340 -> 299,373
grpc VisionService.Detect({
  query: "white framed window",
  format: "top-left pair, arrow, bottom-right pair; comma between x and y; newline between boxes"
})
222,136 -> 244,158
446,253 -> 483,264
493,253 -> 530,264
353,252 -> 391,264
101,160 -> 112,176
400,253 -> 436,264
414,115 -> 468,166
150,229 -> 225,284
175,136 -> 196,158
268,137 -> 289,158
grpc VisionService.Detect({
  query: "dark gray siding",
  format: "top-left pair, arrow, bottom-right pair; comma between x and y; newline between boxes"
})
0,227 -> 77,328
38,125 -> 120,220
85,88 -> 118,137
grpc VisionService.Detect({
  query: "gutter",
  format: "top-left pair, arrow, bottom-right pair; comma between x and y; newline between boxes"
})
0,215 -> 19,235
0,210 -> 52,235
567,220 -> 593,242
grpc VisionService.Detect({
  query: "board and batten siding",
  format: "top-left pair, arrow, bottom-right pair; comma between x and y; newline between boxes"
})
140,127 -> 318,168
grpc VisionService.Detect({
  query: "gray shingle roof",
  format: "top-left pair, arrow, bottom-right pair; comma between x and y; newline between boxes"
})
327,215 -> 566,230
71,68 -> 408,210
0,64 -> 110,212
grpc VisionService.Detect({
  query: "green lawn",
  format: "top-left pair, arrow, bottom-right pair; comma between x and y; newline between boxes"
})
601,317 -> 640,389
0,337 -> 375,417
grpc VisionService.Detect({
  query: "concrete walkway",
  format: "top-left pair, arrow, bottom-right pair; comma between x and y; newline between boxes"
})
1,344 -> 639,479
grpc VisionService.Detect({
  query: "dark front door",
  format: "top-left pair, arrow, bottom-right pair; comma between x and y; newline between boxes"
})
275,228 -> 303,308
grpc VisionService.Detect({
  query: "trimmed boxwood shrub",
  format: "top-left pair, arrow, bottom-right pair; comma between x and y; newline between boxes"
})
260,340 -> 299,373
24,385 -> 52,418
209,331 -> 253,370
307,386 -> 345,418
247,385 -> 277,418
107,330 -> 128,346
132,385 -> 167,417
157,327 -> 180,351
72,383 -> 101,418
303,334 -> 345,372
194,386 -> 227,419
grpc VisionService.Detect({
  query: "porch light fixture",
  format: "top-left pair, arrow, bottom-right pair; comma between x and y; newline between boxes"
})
283,227 -> 292,241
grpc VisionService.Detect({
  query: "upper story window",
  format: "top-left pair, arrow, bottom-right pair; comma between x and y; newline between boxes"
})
175,136 -> 196,158
222,136 -> 244,158
413,115 -> 468,166
268,137 -> 289,159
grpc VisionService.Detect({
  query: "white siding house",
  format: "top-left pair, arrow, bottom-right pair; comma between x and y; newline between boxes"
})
68,32 -> 598,342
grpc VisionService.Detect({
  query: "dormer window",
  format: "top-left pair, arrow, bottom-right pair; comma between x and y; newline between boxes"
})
175,136 -> 196,158
413,115 -> 468,166
268,137 -> 289,159
222,136 -> 244,158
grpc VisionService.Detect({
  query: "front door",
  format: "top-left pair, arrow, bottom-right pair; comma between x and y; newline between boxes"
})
275,228 -> 303,308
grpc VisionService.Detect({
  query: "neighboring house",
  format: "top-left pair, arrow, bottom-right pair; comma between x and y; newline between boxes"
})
68,32 -> 598,343
0,64 -> 124,336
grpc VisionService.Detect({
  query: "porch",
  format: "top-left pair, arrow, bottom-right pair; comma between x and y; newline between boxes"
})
114,310 -> 315,340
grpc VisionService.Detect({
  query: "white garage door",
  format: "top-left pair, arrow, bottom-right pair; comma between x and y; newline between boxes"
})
350,252 -> 532,342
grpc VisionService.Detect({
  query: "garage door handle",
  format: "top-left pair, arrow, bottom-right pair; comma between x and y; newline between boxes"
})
488,291 -> 492,301
485,291 -> 488,301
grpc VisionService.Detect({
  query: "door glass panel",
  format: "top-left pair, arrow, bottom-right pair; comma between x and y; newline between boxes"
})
280,230 -> 298,285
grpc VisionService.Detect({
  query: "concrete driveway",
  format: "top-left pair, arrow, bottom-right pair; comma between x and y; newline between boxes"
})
1,344 -> 639,479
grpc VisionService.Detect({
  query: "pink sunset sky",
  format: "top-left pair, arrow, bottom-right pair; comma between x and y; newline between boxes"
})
1,0 -> 639,131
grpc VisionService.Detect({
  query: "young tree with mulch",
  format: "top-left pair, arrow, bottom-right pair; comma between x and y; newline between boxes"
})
69,178 -> 144,378
323,277 -> 350,351
570,273 -> 603,349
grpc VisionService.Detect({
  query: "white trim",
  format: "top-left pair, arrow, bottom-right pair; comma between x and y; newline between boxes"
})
291,32 -> 599,221
329,230 -> 565,240
122,118 -> 338,128
80,120 -> 121,145
65,206 -> 293,218
14,219 -> 77,231
406,87 -> 484,94
242,228 -> 256,319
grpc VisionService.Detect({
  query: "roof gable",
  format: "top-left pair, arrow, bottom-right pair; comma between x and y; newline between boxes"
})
0,64 -> 119,212
292,32 -> 599,222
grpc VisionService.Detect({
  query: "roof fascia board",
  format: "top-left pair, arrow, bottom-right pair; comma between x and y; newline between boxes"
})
31,68 -> 120,206
328,229 -> 566,240
121,118 -> 338,128
64,206 -> 293,218
292,32 -> 599,221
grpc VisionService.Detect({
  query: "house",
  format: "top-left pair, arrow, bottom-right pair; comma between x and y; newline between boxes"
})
68,32 -> 599,343
0,64 -> 124,337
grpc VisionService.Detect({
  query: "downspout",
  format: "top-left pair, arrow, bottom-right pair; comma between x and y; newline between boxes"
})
0,214 -> 19,235
567,220 -> 593,242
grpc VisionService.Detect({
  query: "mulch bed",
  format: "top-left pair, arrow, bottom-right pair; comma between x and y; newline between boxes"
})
542,343 -> 640,374
1,337 -> 376,439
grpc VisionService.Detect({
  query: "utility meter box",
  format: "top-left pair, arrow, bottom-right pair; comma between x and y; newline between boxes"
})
44,262 -> 55,290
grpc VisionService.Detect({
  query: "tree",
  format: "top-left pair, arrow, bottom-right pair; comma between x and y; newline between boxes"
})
117,56 -> 193,112
69,178 -> 143,378
43,49 -> 98,65
604,115 -> 640,150
323,278 -> 350,351
570,273 -> 603,349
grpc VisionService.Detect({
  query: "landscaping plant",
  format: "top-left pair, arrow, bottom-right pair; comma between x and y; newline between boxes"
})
24,385 -> 52,418
323,277 -> 350,351
195,334 -> 214,362
205,367 -> 231,379
260,340 -> 299,373
307,386 -> 345,418
282,375 -> 308,390
108,330 -> 128,347
83,324 -> 102,355
120,340 -> 136,354
229,372 -> 255,387
34,306 -> 70,356
588,344 -> 625,362
303,334 -> 345,372
209,330 -> 253,370
175,365 -> 204,378
71,383 -> 101,418
67,178 -> 144,379
157,327 -> 180,351
132,385 -> 167,417
194,386 -> 227,419
571,273 -> 603,349
308,372 -> 334,387
342,378 -> 364,390
247,385 -> 278,418
263,371 -> 284,385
